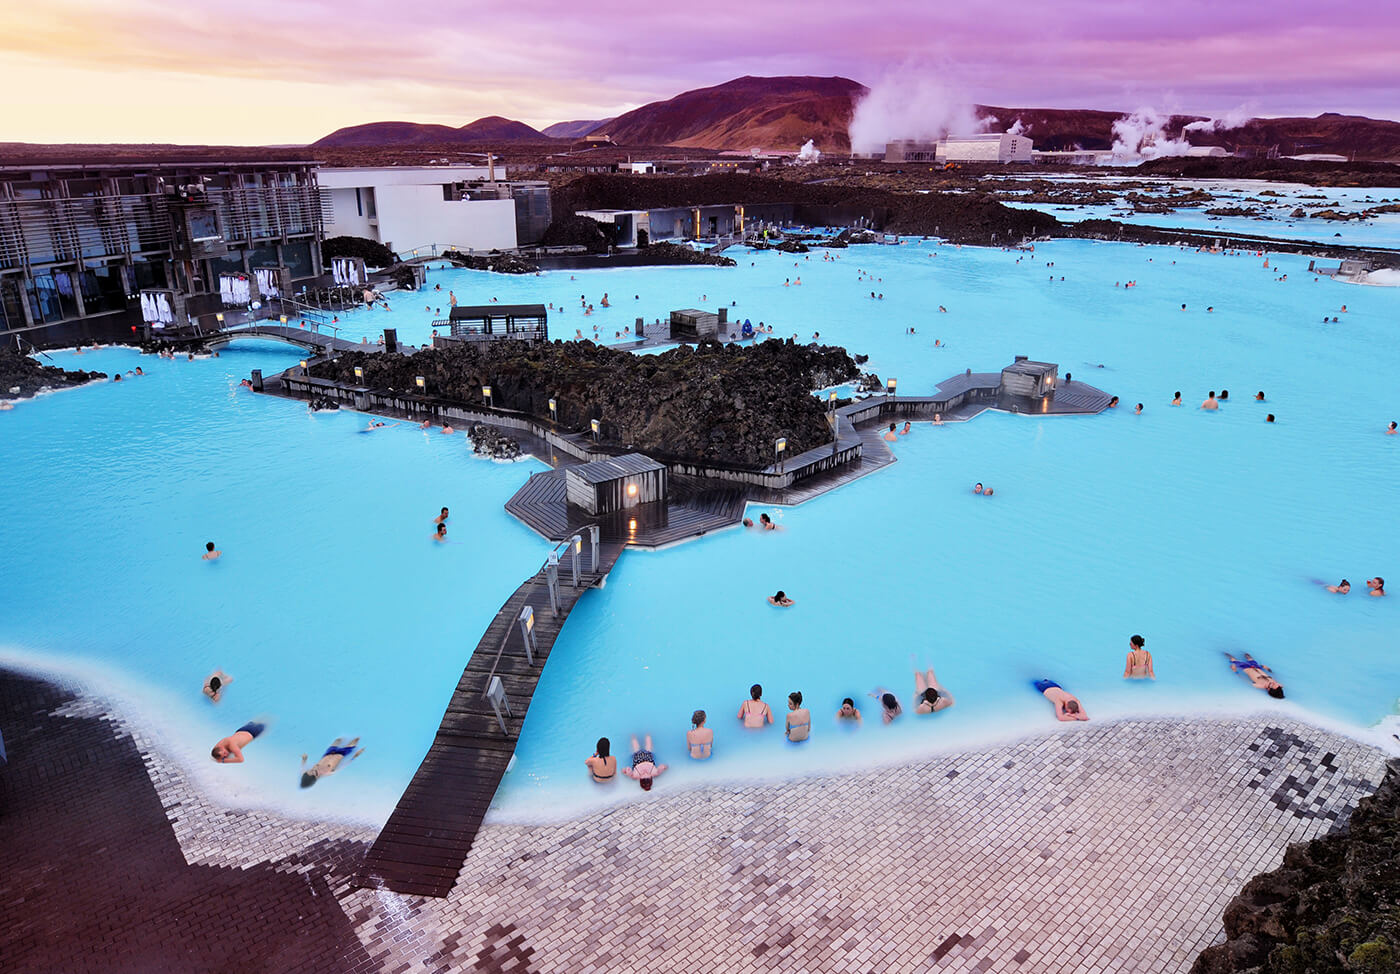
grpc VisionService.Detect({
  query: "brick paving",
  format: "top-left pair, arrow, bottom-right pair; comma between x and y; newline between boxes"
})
1,667 -> 1388,974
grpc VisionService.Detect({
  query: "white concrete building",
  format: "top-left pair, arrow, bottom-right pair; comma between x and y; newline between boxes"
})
318,166 -> 519,256
937,133 -> 1034,164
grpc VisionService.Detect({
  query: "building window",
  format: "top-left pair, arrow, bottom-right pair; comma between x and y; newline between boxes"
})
78,264 -> 128,315
355,188 -> 363,217
363,188 -> 376,219
26,270 -> 78,323
129,258 -> 166,291
281,240 -> 313,278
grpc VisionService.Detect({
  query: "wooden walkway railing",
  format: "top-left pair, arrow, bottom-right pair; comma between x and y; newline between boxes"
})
354,540 -> 626,897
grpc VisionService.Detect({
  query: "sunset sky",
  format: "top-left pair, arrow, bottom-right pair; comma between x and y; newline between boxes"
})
1,0 -> 1395,145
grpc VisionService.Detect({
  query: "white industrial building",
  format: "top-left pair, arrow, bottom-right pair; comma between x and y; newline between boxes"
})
937,133 -> 1034,164
319,166 -> 520,255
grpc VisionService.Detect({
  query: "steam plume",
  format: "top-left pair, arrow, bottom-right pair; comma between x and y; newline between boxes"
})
847,67 -> 990,154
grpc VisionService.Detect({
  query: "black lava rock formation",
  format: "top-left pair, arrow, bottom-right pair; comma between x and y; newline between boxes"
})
0,349 -> 107,399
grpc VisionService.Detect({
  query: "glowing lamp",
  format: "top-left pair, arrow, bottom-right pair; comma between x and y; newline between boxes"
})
279,315 -> 288,325
548,397 -> 557,417
215,312 -> 224,323
886,377 -> 897,395
775,438 -> 787,454
354,366 -> 364,380
415,375 -> 425,389
591,418 -> 601,434
626,482 -> 638,497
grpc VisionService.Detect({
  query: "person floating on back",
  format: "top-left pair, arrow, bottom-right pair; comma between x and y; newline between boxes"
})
1224,653 -> 1284,698
202,541 -> 221,561
202,669 -> 233,702
620,734 -> 667,791
1035,680 -> 1088,721
1326,579 -> 1350,594
1123,635 -> 1155,680
211,721 -> 265,763
300,738 -> 364,787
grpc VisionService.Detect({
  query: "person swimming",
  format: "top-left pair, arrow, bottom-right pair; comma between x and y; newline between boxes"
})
586,737 -> 617,781
901,421 -> 911,435
433,522 -> 448,542
1134,403 -> 1143,415
869,690 -> 902,724
1108,396 -> 1119,408
203,669 -> 233,702
299,737 -> 364,787
759,513 -> 776,530
974,483 -> 984,494
1266,414 -> 1275,423
202,541 -> 221,561
1201,391 -> 1219,410
1388,422 -> 1398,435
908,656 -> 955,713
742,517 -> 755,528
1367,576 -> 1386,597
211,721 -> 266,763
738,684 -> 773,728
1256,391 -> 1266,401
687,711 -> 713,759
435,507 -> 449,525
1171,392 -> 1182,406
1224,653 -> 1284,698
1326,579 -> 1351,594
883,422 -> 898,442
768,590 -> 794,607
835,698 -> 862,723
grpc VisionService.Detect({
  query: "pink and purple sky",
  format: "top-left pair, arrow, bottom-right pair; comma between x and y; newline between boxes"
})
1,0 -> 1395,145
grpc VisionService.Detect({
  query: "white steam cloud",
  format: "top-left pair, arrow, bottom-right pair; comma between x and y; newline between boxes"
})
796,139 -> 821,164
847,68 -> 990,155
1182,105 -> 1255,134
1007,118 -> 1027,136
1109,108 -> 1193,162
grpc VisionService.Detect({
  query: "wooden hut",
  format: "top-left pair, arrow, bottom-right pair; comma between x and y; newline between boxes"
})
565,454 -> 668,515
668,308 -> 727,340
1000,357 -> 1058,398
442,304 -> 548,344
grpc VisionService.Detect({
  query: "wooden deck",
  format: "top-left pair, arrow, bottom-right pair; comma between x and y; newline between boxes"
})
506,470 -> 747,546
354,541 -> 626,897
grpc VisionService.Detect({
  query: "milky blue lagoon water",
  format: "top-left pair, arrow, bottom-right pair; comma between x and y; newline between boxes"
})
4,215 -> 1399,825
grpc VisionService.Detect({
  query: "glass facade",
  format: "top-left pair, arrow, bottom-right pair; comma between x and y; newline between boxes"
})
281,240 -> 313,278
78,264 -> 127,315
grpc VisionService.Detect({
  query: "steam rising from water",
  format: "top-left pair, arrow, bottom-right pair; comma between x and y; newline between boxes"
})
847,67 -> 989,154
1109,107 -> 1193,161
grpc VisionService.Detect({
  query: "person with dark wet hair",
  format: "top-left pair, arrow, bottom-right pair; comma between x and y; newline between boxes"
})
867,686 -> 903,723
1035,680 -> 1089,720
738,684 -> 773,728
1326,579 -> 1350,594
300,738 -> 363,787
1225,653 -> 1285,698
835,697 -> 862,723
785,691 -> 811,742
1266,414 -> 1275,423
1367,577 -> 1386,597
1123,635 -> 1154,680
767,590 -> 794,607
586,737 -> 617,781
1171,392 -> 1182,406
202,669 -> 233,702
1219,389 -> 1229,400
621,734 -> 667,791
202,541 -> 221,561
687,711 -> 713,759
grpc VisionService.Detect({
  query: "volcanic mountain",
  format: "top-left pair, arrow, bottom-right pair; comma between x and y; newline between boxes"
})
313,115 -> 548,147
541,118 -> 614,139
602,76 -> 868,152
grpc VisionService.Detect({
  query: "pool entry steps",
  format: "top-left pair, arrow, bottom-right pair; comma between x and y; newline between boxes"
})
355,538 -> 626,897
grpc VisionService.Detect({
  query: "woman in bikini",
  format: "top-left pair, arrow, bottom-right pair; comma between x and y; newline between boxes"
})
686,711 -> 713,759
620,735 -> 667,791
585,737 -> 617,782
738,684 -> 774,728
785,692 -> 810,742
1123,634 -> 1155,680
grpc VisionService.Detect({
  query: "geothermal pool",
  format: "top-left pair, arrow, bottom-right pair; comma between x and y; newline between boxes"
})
3,227 -> 1398,825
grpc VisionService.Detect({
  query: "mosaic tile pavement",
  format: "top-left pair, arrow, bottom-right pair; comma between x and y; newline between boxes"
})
1,668 -> 1389,974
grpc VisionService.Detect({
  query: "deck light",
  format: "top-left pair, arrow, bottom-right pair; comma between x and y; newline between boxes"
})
627,482 -> 638,497
215,312 -> 224,323
354,366 -> 364,381
548,397 -> 557,419
591,418 -> 600,442
887,377 -> 897,396
574,536 -> 583,554
482,385 -> 492,408
415,375 -> 425,390
775,438 -> 787,454
628,518 -> 637,534
279,314 -> 288,325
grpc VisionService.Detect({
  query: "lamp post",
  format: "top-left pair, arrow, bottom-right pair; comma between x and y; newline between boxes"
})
590,418 -> 601,443
548,397 -> 557,422
299,359 -> 308,376
354,366 -> 364,383
415,375 -> 426,393
886,377 -> 897,398
828,389 -> 838,412
483,385 -> 493,409
775,437 -> 787,473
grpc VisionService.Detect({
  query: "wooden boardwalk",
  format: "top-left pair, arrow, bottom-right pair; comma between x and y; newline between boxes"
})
210,324 -> 370,356
354,541 -> 626,897
506,470 -> 747,546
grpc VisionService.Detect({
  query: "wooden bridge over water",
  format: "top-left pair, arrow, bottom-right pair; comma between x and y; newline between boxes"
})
354,538 -> 626,897
206,324 -> 369,356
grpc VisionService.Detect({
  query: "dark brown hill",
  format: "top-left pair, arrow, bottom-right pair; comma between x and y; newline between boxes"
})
604,76 -> 867,152
313,116 -> 548,147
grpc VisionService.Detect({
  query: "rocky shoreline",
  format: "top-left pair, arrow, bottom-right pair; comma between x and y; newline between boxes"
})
310,337 -> 859,467
0,349 -> 107,400
1193,758 -> 1400,974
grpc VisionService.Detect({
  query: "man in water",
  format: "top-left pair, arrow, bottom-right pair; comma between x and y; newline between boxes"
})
1225,653 -> 1284,698
433,523 -> 448,543
300,737 -> 364,787
1201,391 -> 1220,410
1035,680 -> 1088,721
202,541 -> 221,561
203,669 -> 233,702
211,721 -> 265,763
1367,577 -> 1386,597
435,507 -> 450,525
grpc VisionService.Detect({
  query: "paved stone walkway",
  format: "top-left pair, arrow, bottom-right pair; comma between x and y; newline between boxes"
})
1,668 -> 1389,974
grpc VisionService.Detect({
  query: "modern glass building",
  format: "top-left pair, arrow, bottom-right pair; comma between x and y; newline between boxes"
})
0,161 -> 323,348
